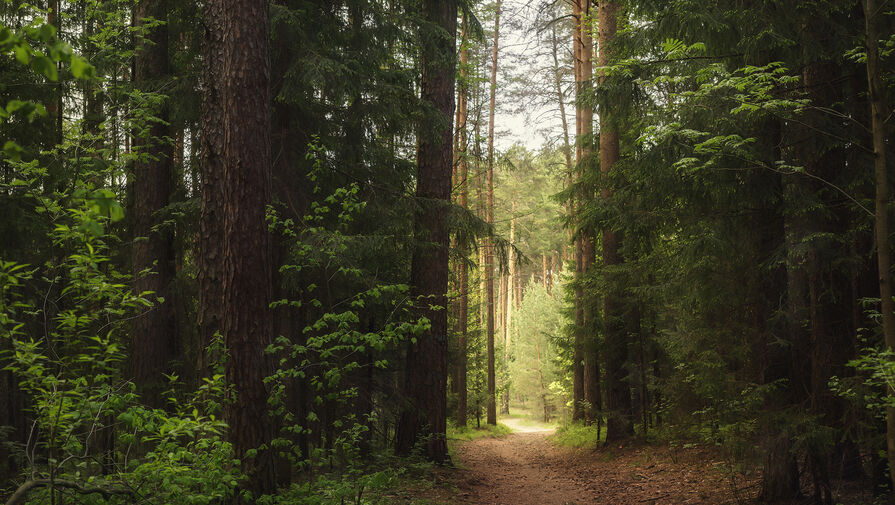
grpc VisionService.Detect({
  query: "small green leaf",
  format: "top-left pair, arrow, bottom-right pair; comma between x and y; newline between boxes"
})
38,23 -> 55,42
31,54 -> 58,80
71,55 -> 94,80
14,44 -> 29,64
3,140 -> 23,161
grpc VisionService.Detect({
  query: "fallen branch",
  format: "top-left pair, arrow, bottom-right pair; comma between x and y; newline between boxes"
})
6,478 -> 131,505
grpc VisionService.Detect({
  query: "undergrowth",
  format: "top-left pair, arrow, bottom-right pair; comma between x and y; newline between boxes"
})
551,422 -> 607,448
447,422 -> 513,441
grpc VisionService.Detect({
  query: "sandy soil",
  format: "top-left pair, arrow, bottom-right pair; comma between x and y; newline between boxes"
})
447,429 -> 760,505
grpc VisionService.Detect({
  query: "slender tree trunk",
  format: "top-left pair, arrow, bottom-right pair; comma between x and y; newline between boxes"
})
395,0 -> 457,463
599,0 -> 633,441
456,16 -> 470,429
485,0 -> 501,426
570,0 -> 586,423
200,0 -> 276,495
865,0 -> 895,492
131,0 -> 176,409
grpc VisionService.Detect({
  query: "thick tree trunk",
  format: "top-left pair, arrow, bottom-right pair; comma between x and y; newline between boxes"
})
395,0 -> 457,463
197,0 -> 226,377
200,0 -> 276,496
599,0 -> 633,441
865,0 -> 895,492
131,0 -> 176,409
485,0 -> 501,426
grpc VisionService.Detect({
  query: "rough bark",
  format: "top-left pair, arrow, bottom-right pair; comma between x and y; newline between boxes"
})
131,0 -> 176,409
599,0 -> 633,441
197,0 -> 225,376
394,0 -> 457,463
200,0 -> 276,495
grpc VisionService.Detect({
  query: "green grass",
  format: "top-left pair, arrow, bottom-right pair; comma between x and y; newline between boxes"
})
446,421 -> 513,441
550,421 -> 607,448
502,405 -> 558,425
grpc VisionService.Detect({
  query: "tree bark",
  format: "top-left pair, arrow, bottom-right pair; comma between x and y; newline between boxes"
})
570,0 -> 586,424
395,0 -> 457,463
599,0 -> 633,441
485,0 -> 501,426
131,0 -> 176,409
200,0 -> 276,496
456,15 -> 470,429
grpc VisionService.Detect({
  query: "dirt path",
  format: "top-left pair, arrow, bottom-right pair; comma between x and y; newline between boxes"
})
452,431 -> 600,505
447,424 -> 760,505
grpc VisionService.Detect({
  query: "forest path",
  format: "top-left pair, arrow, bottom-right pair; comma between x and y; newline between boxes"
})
447,423 -> 759,505
452,430 -> 599,505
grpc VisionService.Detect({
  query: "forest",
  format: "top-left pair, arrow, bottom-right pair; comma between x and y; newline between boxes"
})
1,0 -> 894,504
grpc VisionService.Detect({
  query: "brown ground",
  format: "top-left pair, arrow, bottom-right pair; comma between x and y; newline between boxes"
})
446,423 -> 760,505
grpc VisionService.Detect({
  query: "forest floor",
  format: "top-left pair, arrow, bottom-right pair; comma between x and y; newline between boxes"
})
392,415 -> 875,505
445,427 -> 760,505
392,414 -> 763,505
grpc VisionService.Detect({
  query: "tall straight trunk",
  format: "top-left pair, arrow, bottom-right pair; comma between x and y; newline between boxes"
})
503,199 -> 515,414
575,0 -> 600,427
197,0 -> 226,377
131,0 -> 176,409
570,0 -> 586,423
456,16 -> 470,429
395,0 -> 457,463
200,0 -> 276,495
599,0 -> 632,441
551,25 -> 574,176
485,0 -> 501,426
865,0 -> 895,492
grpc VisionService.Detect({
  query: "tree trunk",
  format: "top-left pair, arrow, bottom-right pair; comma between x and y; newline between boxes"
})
570,0 -> 586,424
131,0 -> 176,409
865,0 -> 895,492
200,0 -> 276,495
599,0 -> 633,441
394,0 -> 457,463
485,0 -> 501,426
456,15 -> 470,429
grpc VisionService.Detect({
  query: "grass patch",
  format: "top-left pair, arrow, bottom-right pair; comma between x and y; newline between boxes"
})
447,422 -> 513,441
551,421 -> 606,448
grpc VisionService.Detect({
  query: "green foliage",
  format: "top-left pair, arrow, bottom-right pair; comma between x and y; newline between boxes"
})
1,187 -> 240,504
509,281 -> 566,422
446,421 -> 512,441
551,422 -> 605,448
